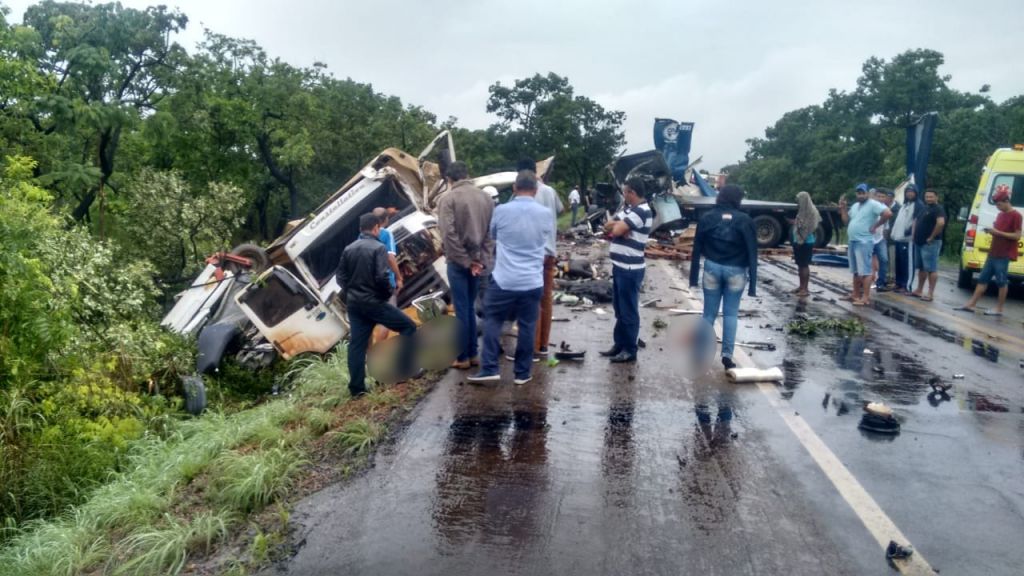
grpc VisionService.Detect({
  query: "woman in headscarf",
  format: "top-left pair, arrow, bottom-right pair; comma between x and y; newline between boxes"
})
791,191 -> 821,297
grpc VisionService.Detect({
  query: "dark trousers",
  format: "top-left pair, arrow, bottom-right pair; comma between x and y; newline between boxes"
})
893,241 -> 912,290
346,299 -> 417,396
481,281 -> 542,379
447,262 -> 480,361
612,266 -> 644,356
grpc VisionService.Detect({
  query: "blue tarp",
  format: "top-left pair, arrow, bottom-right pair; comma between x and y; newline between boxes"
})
691,168 -> 718,198
811,253 -> 849,267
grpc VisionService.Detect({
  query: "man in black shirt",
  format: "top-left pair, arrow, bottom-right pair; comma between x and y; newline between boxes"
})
910,189 -> 946,301
337,213 -> 418,397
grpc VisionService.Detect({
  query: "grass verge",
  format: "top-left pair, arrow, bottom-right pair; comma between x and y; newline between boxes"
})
0,349 -> 439,576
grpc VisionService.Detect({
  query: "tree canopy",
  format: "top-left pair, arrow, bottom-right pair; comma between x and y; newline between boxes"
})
727,48 -> 1024,228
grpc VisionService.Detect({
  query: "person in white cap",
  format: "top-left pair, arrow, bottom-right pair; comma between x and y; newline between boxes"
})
482,185 -> 499,205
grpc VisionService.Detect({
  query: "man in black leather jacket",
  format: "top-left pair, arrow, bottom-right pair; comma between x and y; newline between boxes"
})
337,213 -> 417,397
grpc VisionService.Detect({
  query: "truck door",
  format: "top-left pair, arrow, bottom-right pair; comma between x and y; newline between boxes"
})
235,266 -> 347,359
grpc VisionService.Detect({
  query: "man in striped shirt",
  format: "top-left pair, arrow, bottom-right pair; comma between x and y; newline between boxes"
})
600,177 -> 652,363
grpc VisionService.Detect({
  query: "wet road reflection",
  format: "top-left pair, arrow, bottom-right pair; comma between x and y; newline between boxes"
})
600,376 -> 635,509
677,378 -> 741,534
432,378 -> 550,553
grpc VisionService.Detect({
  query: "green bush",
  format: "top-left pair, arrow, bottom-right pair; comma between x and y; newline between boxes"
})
0,157 -> 189,530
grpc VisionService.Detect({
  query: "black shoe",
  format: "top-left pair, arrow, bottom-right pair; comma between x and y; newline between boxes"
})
350,388 -> 368,399
886,540 -> 913,560
721,357 -> 736,370
599,347 -> 622,357
609,351 -> 637,363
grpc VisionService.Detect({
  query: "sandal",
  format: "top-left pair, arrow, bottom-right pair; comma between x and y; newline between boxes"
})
953,306 -> 975,312
851,300 -> 869,307
919,295 -> 933,302
983,310 -> 1003,316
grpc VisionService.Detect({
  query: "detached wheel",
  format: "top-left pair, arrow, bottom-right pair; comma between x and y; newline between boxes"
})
227,243 -> 270,274
752,215 -> 784,248
957,267 -> 973,289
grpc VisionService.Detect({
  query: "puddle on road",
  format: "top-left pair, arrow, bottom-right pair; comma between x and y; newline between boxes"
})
764,258 -> 1019,369
871,299 -> 1005,364
783,332 -> 1019,415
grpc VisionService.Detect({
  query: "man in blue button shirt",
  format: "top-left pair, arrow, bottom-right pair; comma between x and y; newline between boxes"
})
839,183 -> 891,306
468,170 -> 554,385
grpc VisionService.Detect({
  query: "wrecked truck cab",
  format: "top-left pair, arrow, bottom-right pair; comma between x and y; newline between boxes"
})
235,266 -> 348,360
235,137 -> 454,360
163,131 -> 470,373
608,151 -> 682,231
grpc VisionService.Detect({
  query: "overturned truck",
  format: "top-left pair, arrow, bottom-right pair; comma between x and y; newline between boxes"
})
601,149 -> 841,248
162,132 -> 461,376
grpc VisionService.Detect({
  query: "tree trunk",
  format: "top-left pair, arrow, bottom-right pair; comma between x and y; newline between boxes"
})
256,132 -> 301,218
71,126 -> 121,222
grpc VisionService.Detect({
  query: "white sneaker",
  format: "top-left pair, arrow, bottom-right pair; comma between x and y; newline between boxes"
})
513,375 -> 532,385
467,372 -> 500,384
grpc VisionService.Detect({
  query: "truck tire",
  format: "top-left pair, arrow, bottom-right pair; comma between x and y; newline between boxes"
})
957,267 -> 973,289
752,215 -> 784,248
814,223 -> 832,248
228,243 -> 270,274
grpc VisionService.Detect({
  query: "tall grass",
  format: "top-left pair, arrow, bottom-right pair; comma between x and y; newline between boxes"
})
0,399 -> 299,575
330,418 -> 384,456
0,511 -> 108,576
286,350 -> 350,399
211,447 -> 308,513
114,511 -> 235,576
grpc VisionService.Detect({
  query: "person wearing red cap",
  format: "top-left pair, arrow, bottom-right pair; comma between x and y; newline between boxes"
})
955,184 -> 1022,315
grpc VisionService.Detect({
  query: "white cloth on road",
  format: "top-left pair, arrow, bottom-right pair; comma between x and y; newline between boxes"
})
726,366 -> 784,383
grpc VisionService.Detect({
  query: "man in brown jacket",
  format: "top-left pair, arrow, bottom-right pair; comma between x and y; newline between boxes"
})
437,161 -> 495,369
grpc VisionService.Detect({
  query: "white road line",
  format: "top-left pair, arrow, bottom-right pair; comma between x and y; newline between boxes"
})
660,261 -> 935,575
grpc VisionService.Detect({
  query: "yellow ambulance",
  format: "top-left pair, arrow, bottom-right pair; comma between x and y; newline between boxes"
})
958,145 -> 1024,288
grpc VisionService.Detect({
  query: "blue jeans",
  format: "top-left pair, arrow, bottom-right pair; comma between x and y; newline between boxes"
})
847,239 -> 873,276
914,240 -> 942,273
872,239 -> 889,288
700,260 -> 747,360
447,263 -> 480,362
978,257 -> 1010,287
346,300 -> 417,396
480,282 -> 542,379
612,266 -> 645,356
893,241 -> 912,290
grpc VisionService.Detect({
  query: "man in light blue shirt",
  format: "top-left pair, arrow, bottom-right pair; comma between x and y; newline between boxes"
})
517,158 -> 563,359
840,183 -> 891,306
468,170 -> 553,385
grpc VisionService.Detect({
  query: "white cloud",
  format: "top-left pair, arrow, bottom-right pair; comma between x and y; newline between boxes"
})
596,47 -> 861,170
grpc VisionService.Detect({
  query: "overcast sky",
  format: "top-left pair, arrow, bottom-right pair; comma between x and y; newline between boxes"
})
4,0 -> 1022,170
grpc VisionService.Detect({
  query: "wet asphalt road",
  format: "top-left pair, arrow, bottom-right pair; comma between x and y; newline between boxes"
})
267,248 -> 1024,576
